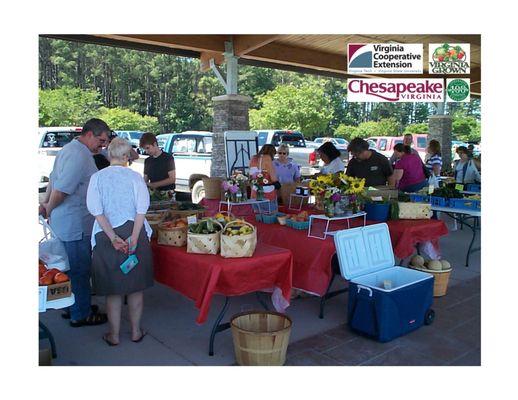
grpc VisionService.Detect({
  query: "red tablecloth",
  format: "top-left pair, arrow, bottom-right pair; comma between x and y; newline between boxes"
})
152,241 -> 293,324
254,218 -> 449,296
385,219 -> 449,259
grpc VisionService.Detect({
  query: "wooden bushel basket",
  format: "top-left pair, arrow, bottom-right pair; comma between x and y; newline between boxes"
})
202,177 -> 223,200
220,220 -> 257,258
146,212 -> 166,238
157,223 -> 188,247
231,311 -> 292,366
412,266 -> 452,297
187,219 -> 223,255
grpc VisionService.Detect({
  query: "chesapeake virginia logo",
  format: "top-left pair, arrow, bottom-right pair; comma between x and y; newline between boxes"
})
348,43 -> 423,74
429,43 -> 470,74
347,79 -> 445,102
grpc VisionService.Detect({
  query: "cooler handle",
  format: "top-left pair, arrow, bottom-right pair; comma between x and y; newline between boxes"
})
357,285 -> 373,297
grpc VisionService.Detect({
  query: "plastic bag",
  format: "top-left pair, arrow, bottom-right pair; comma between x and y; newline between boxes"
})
428,174 -> 440,189
38,216 -> 70,271
417,241 -> 441,260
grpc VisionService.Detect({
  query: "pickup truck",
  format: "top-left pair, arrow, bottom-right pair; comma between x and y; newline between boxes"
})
255,130 -> 320,176
154,131 -> 213,203
38,126 -> 83,191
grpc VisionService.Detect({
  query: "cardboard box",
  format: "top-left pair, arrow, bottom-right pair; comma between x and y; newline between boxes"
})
366,186 -> 398,200
45,281 -> 71,301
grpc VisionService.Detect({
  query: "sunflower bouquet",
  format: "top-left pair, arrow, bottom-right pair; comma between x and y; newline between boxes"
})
309,173 -> 366,216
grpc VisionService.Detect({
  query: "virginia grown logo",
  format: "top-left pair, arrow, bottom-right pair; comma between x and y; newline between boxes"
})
429,43 -> 470,74
446,78 -> 470,102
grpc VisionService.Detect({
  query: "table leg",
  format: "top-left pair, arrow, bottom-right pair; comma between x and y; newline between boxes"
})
255,292 -> 270,311
319,258 -> 348,319
209,296 -> 230,356
39,321 -> 57,359
465,218 -> 478,267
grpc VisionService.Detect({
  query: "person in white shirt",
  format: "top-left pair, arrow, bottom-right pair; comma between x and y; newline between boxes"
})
86,137 -> 154,346
318,141 -> 345,174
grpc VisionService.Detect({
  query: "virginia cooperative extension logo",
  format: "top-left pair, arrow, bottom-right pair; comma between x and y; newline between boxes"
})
347,79 -> 445,102
348,43 -> 423,74
429,43 -> 470,74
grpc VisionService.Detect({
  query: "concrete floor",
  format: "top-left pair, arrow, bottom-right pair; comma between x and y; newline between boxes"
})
39,218 -> 480,366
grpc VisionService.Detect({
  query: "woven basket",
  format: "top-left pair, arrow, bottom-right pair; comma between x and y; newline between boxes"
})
412,266 -> 452,297
202,177 -> 223,200
157,223 -> 188,247
146,212 -> 166,237
220,220 -> 257,258
231,311 -> 292,366
187,219 -> 223,255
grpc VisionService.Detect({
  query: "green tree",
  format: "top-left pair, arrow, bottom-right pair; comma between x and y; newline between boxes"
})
452,114 -> 481,142
334,124 -> 358,140
98,107 -> 160,132
249,82 -> 334,136
39,87 -> 102,126
404,123 -> 429,134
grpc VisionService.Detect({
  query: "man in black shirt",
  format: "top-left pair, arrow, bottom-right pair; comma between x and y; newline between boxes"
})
346,138 -> 395,187
140,132 -> 176,191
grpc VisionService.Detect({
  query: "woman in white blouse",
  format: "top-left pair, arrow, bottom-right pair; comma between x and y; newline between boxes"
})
317,141 -> 345,174
87,137 -> 154,346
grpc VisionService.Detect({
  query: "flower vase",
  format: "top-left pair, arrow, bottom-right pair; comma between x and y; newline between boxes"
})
325,201 -> 335,218
256,188 -> 264,201
240,184 -> 248,201
315,195 -> 325,211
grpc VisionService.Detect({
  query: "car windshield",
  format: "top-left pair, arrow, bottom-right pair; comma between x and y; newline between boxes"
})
334,138 -> 347,144
129,132 -> 143,140
42,131 -> 78,148
279,133 -> 305,147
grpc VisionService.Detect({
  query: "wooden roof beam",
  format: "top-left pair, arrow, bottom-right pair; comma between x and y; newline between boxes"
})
243,42 -> 348,75
95,34 -> 228,54
200,51 -> 225,72
232,35 -> 281,56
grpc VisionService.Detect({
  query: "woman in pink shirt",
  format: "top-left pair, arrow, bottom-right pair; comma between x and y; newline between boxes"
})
392,143 -> 427,192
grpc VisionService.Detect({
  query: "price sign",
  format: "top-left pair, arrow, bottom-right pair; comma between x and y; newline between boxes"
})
187,215 -> 198,225
455,184 -> 464,191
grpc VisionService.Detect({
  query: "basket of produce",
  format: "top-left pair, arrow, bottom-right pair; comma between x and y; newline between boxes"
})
277,214 -> 288,225
287,211 -> 309,230
169,201 -> 206,218
262,212 -> 284,224
146,212 -> 167,237
187,218 -> 223,255
408,255 -> 453,297
157,218 -> 188,247
449,197 -> 481,211
409,193 -> 430,203
221,220 -> 257,258
398,202 -> 432,219
213,211 -> 236,226
430,187 -> 463,207
39,261 -> 72,301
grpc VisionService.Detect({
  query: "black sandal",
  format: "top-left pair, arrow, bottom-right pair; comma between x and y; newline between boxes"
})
70,312 -> 108,327
62,305 -> 99,320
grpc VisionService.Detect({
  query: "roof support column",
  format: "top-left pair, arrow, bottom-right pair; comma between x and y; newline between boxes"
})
209,41 -> 239,95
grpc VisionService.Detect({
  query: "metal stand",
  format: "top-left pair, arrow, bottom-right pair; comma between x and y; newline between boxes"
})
288,194 -> 310,211
435,210 -> 480,267
308,212 -> 367,240
39,321 -> 57,358
219,200 -> 272,215
208,292 -> 270,356
319,255 -> 348,319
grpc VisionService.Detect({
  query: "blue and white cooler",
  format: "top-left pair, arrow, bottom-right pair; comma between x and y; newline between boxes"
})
334,223 -> 435,342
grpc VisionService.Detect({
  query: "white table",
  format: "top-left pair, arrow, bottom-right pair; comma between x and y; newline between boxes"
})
288,194 -> 311,211
219,199 -> 273,215
308,212 -> 367,240
431,205 -> 480,266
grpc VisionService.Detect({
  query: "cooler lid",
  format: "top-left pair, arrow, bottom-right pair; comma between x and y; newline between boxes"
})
333,223 -> 395,280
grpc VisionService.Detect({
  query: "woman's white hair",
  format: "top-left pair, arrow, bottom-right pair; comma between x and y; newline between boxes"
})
277,143 -> 290,155
108,137 -> 132,161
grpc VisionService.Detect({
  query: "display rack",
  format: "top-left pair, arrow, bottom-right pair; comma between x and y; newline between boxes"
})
218,199 -> 273,215
307,212 -> 367,240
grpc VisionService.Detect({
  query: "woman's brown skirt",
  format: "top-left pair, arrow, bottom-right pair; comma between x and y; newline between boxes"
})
91,220 -> 154,296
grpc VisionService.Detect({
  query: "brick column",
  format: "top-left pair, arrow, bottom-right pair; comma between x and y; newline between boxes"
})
211,94 -> 251,178
428,115 -> 453,169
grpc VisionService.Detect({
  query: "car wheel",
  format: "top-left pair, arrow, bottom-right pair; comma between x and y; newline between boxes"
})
191,180 -> 205,204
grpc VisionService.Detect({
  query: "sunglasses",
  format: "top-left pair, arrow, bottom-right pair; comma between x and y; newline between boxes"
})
278,152 -> 288,155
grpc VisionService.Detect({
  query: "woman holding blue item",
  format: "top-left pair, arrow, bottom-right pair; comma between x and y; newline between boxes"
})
87,137 -> 154,346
